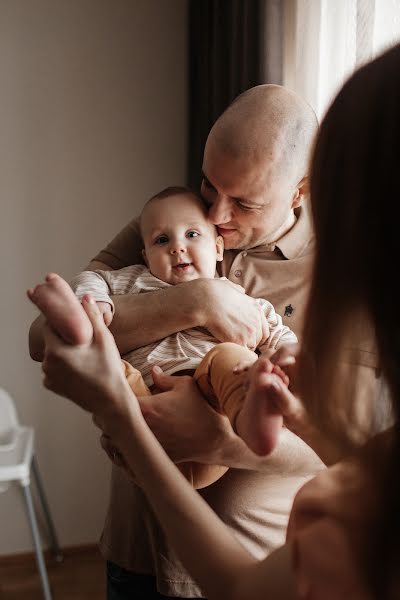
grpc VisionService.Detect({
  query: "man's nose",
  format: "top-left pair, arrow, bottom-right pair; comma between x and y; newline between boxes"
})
208,195 -> 231,225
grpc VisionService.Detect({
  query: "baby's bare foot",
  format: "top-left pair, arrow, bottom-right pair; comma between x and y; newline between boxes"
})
27,273 -> 93,345
236,358 -> 284,456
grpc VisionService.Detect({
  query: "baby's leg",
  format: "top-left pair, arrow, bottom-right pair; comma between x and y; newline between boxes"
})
123,361 -> 152,396
236,359 -> 283,456
27,273 -> 93,345
195,342 -> 258,425
195,343 -> 283,456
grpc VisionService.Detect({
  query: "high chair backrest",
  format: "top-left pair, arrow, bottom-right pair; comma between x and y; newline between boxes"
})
0,388 -> 19,439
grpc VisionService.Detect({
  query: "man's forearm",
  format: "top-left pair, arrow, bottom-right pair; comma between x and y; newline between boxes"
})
109,281 -> 206,354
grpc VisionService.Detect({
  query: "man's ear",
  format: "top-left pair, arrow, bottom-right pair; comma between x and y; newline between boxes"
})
142,248 -> 149,266
216,235 -> 224,261
292,176 -> 309,208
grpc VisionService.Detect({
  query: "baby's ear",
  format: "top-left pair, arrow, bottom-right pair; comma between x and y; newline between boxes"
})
142,248 -> 149,266
216,235 -> 224,261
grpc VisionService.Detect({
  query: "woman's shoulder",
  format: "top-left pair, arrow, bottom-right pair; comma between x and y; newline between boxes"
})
287,459 -> 377,600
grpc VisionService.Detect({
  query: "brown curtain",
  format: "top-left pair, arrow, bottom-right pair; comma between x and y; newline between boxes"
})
187,0 -> 267,190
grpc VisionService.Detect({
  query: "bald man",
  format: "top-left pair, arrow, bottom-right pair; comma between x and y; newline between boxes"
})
29,85 -> 338,599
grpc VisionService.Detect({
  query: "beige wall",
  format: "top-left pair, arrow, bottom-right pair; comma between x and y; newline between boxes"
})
0,0 -> 187,555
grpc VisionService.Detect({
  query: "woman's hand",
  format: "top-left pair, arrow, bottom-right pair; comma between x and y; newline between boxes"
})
42,296 -> 134,420
234,344 -> 309,436
267,344 -> 309,434
267,345 -> 340,465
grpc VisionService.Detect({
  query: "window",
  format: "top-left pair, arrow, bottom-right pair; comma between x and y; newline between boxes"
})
283,0 -> 400,119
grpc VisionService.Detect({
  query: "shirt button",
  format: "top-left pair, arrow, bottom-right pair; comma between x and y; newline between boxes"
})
241,251 -> 247,257
234,270 -> 242,277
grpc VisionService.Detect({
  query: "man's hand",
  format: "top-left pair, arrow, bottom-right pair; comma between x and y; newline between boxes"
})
198,279 -> 269,350
84,277 -> 268,355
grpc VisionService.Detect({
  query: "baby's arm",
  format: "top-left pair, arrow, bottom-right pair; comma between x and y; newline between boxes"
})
71,271 -> 115,326
71,265 -> 149,328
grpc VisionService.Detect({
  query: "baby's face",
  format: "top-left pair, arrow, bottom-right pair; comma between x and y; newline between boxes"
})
141,193 -> 224,285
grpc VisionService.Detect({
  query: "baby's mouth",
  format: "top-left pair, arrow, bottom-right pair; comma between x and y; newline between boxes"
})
173,262 -> 192,271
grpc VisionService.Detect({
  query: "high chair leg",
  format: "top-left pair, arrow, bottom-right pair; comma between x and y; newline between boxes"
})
22,483 -> 53,600
32,456 -> 63,562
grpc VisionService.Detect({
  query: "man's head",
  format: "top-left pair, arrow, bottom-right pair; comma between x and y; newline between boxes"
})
201,84 -> 318,249
140,186 -> 224,285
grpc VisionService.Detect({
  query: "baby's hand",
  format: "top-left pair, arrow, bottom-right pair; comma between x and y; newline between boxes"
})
95,301 -> 113,326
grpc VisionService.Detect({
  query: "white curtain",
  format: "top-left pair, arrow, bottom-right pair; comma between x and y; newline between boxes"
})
283,0 -> 400,120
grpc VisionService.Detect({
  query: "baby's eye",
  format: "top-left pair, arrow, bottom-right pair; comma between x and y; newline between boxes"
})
186,231 -> 200,239
155,235 -> 169,245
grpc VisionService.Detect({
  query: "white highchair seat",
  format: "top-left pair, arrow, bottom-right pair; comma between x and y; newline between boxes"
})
0,387 -> 62,600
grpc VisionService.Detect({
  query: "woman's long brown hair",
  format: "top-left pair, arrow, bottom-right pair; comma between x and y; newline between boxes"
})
301,44 -> 400,597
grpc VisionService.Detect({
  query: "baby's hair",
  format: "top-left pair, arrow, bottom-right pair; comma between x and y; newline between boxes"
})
139,186 -> 208,238
148,185 -> 203,205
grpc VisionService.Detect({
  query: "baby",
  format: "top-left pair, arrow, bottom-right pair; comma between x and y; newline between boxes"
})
28,186 -> 296,488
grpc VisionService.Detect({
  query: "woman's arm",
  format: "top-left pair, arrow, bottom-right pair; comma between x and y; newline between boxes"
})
41,302 -> 298,600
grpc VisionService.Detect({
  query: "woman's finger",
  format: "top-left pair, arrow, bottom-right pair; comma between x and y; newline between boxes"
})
265,377 -> 306,428
81,294 -> 106,338
269,343 -> 298,367
271,364 -> 290,387
151,366 -> 179,391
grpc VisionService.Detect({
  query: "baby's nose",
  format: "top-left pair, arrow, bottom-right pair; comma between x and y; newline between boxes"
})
170,242 -> 186,254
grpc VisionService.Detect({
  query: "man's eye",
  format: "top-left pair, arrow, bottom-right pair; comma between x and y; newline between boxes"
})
235,199 -> 253,211
155,235 -> 168,245
187,231 -> 199,239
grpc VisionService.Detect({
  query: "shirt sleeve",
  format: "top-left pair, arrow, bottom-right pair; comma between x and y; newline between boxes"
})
70,265 -> 147,314
256,298 -> 298,352
90,217 -> 144,269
